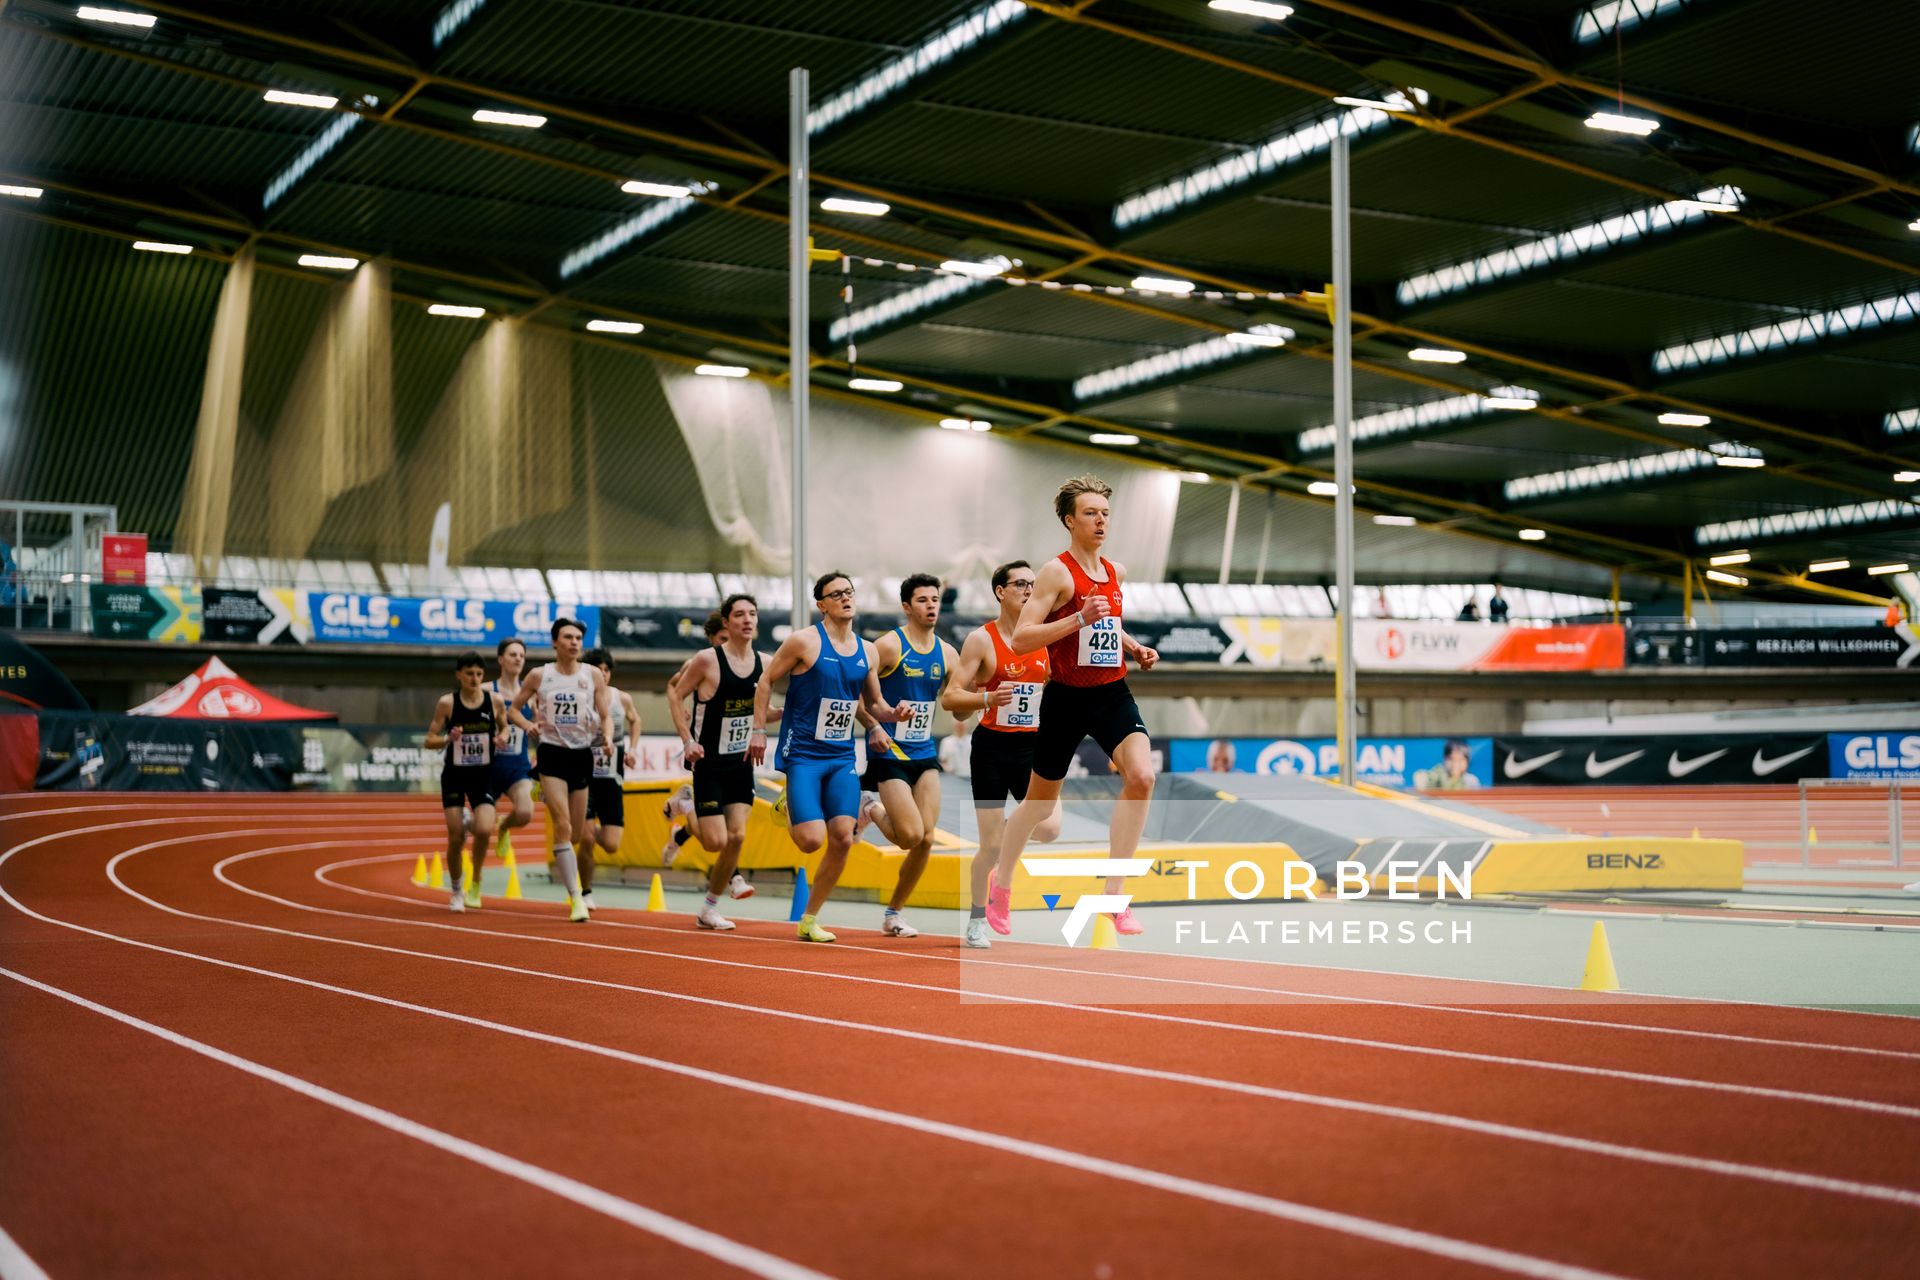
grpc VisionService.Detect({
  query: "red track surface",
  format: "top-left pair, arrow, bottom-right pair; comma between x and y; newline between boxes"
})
1444,785 -> 1919,867
4,793 -> 1919,1278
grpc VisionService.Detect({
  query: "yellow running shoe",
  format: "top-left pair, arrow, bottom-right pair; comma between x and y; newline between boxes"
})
796,914 -> 836,943
569,894 -> 590,923
464,878 -> 483,910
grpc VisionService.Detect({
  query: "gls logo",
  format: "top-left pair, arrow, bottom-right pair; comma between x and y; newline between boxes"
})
1018,855 -> 1152,944
320,594 -> 391,629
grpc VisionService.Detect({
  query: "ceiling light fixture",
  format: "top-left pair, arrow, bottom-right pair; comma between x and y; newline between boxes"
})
0,185 -> 45,199
1517,528 -> 1547,541
1484,395 -> 1538,410
939,417 -> 991,432
1407,348 -> 1466,363
694,364 -> 750,378
428,303 -> 485,317
1209,0 -> 1294,18
1372,514 -> 1417,526
1131,276 -> 1196,294
1089,433 -> 1140,445
1331,92 -> 1419,113
585,319 -> 644,334
1807,559 -> 1849,574
1658,411 -> 1712,426
623,180 -> 693,198
1704,569 -> 1748,587
1714,454 -> 1766,468
848,377 -> 903,392
821,196 -> 889,216
297,254 -> 359,270
76,6 -> 155,28
1709,551 -> 1751,566
472,108 -> 547,128
131,241 -> 191,254
1868,563 -> 1911,576
1895,471 -> 1920,482
263,89 -> 339,110
1225,331 -> 1287,347
940,259 -> 1005,278
1585,111 -> 1660,136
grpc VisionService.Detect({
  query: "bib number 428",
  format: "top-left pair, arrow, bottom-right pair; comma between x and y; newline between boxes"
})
1079,617 -> 1122,668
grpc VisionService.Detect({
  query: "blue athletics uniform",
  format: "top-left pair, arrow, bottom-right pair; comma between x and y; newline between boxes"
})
778,623 -> 868,826
488,677 -> 533,794
865,627 -> 944,788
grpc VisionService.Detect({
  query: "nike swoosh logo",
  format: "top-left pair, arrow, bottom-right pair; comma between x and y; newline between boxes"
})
1752,744 -> 1816,776
1585,750 -> 1645,778
1502,750 -> 1563,779
1668,749 -> 1728,778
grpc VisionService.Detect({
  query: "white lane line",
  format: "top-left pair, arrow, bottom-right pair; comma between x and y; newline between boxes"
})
10,800 -> 1916,1031
0,845 -> 1634,1280
0,1223 -> 50,1280
0,966 -> 834,1280
142,837 -> 1920,1208
233,843 -> 1920,1118
314,848 -> 1920,1067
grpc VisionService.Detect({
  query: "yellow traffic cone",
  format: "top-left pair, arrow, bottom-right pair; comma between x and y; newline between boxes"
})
503,862 -> 523,899
1090,913 -> 1120,950
1580,921 -> 1620,992
430,854 -> 446,889
1807,826 -> 1820,846
1690,827 -> 1700,839
646,872 -> 665,911
410,854 -> 428,886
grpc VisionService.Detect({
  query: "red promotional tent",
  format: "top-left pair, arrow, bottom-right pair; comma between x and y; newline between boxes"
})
129,656 -> 335,721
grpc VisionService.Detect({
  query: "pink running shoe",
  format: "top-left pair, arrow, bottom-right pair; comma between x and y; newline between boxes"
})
985,873 -> 1013,936
1110,907 -> 1144,936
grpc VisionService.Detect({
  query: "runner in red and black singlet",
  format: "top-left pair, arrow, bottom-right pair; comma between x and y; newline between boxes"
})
984,475 -> 1159,938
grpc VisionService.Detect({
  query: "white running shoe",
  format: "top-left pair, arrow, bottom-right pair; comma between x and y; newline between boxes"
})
660,837 -> 680,868
569,895 -> 590,923
697,904 -> 736,931
449,891 -> 465,914
963,918 -> 991,949
581,891 -> 597,911
728,873 -> 755,899
1905,881 -> 1920,893
854,791 -> 879,837
881,913 -> 918,938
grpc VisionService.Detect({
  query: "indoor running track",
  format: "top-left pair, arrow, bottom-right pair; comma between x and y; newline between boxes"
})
3,794 -> 1918,1279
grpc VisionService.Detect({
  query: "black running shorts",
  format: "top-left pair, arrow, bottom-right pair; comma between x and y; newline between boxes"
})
536,743 -> 593,791
1030,679 -> 1148,782
692,759 -> 755,815
969,727 -> 1035,806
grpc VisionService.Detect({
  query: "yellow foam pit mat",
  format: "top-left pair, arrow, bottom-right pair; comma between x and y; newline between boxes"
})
1368,836 -> 1744,896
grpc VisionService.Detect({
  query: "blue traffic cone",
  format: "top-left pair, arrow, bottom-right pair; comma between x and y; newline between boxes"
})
789,865 -> 810,922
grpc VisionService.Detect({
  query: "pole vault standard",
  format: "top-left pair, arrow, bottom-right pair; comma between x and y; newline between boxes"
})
1331,132 -> 1357,786
788,67 -> 810,634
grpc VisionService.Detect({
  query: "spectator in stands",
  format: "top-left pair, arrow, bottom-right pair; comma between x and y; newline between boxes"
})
939,715 -> 972,778
1374,586 -> 1391,618
1488,581 -> 1510,624
1456,596 -> 1481,622
1206,738 -> 1236,773
0,537 -> 14,608
1415,739 -> 1479,791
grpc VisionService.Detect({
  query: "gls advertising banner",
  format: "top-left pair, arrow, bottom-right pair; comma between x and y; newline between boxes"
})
1828,733 -> 1920,779
307,594 -> 599,647
1168,736 -> 1493,790
1494,734 -> 1828,786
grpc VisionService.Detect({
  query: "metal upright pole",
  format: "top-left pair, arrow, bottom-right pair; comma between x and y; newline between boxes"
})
788,68 -> 811,634
1332,133 -> 1357,786
1217,481 -> 1241,585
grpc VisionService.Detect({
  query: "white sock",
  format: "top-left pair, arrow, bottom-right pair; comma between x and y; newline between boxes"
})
552,842 -> 582,896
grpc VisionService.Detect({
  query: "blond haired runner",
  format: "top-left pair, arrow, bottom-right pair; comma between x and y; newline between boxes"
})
985,476 -> 1158,938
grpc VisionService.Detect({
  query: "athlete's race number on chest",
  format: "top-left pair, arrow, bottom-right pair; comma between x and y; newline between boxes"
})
1079,616 -> 1122,668
1000,681 -> 1041,729
896,700 -> 935,743
591,744 -> 615,778
502,725 -> 524,754
719,714 -> 753,755
815,698 -> 857,741
454,733 -> 490,767
552,691 -> 580,725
